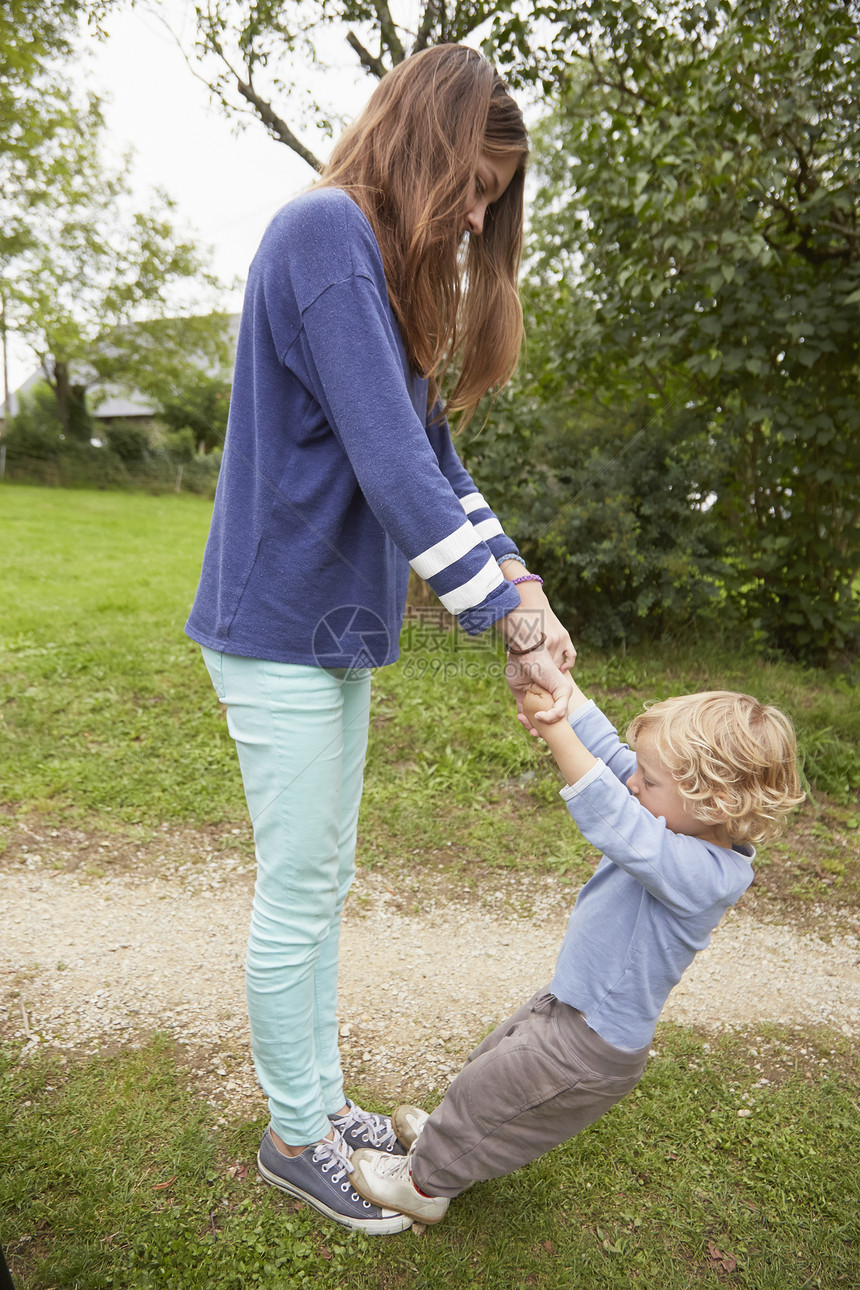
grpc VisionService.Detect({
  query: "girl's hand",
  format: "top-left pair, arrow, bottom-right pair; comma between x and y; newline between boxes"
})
504,577 -> 576,675
505,647 -> 573,732
498,577 -> 576,732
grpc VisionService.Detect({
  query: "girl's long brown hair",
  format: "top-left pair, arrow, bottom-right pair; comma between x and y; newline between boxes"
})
318,44 -> 528,422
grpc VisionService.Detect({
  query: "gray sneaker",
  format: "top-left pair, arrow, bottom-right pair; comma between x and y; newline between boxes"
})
329,1099 -> 405,1154
257,1127 -> 412,1234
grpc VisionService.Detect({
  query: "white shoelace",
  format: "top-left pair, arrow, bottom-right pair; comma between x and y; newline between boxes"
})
369,1150 -> 412,1181
313,1128 -> 355,1183
334,1101 -> 399,1150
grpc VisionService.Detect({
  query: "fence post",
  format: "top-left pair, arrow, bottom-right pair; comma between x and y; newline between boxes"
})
175,464 -> 183,493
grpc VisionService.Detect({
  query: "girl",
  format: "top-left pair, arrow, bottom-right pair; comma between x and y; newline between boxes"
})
186,43 -> 574,1234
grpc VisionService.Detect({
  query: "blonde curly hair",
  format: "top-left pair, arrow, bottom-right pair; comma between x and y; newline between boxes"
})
626,691 -> 805,845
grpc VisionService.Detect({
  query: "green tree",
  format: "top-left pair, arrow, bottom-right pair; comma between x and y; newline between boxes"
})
2,1 -> 90,410
2,2 -> 230,439
156,371 -> 232,454
527,0 -> 860,664
4,105 -> 230,438
166,0 -> 544,171
6,103 -> 230,437
0,3 -> 128,397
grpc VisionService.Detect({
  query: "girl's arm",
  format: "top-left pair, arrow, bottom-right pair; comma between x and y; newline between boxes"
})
426,411 -> 575,723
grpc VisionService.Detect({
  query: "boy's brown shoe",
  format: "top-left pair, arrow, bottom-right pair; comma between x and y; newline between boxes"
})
350,1145 -> 449,1225
392,1104 -> 429,1149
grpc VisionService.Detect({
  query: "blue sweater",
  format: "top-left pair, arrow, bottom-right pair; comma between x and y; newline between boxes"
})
550,702 -> 755,1050
185,187 -> 521,667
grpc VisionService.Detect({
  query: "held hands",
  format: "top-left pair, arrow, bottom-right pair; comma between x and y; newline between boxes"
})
521,683 -> 573,763
521,684 -> 597,786
522,685 -> 556,730
506,649 -> 572,733
502,593 -> 575,732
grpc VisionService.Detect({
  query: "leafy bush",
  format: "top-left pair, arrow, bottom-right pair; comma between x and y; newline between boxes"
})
3,386 -> 222,493
162,426 -> 196,463
462,393 -> 730,651
157,373 -> 231,453
4,381 -> 65,459
104,421 -> 151,463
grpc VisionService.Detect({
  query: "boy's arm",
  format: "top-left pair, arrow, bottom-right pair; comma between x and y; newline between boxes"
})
565,677 -> 590,719
522,685 -> 597,786
564,679 -> 638,785
523,688 -> 753,915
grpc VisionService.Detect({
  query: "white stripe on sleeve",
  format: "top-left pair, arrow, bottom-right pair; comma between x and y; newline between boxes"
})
436,556 -> 505,615
472,516 -> 504,541
410,521 -> 481,580
459,491 -> 489,516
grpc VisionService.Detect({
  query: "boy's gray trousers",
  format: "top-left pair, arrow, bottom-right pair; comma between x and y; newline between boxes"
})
410,989 -> 650,1198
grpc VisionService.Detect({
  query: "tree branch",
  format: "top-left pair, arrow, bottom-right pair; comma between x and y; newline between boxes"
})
640,359 -> 667,401
372,0 -> 406,63
763,198 -> 851,265
146,4 -> 321,170
345,30 -> 387,79
414,0 -> 438,52
587,49 -> 660,111
236,79 -> 322,171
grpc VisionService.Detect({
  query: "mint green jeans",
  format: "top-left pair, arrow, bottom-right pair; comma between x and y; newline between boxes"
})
202,648 -> 371,1145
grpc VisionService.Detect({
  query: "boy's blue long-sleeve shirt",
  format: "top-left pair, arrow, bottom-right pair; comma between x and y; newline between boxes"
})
550,702 -> 755,1051
185,187 -> 521,666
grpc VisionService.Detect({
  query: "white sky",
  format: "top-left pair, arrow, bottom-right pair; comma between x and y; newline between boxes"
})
6,3 -> 534,394
6,0 -> 370,390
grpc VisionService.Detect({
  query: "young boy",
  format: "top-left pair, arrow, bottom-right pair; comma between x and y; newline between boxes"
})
347,678 -> 804,1223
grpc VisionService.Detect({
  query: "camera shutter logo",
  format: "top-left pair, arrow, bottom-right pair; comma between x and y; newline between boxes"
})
312,606 -> 390,669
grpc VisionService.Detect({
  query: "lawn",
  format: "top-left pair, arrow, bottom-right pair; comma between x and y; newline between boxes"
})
1,484 -> 859,1289
2,1029 -> 857,1289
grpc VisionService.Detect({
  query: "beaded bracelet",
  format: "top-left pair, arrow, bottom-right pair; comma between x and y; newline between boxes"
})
512,573 -> 544,586
497,552 -> 527,568
506,631 -> 548,657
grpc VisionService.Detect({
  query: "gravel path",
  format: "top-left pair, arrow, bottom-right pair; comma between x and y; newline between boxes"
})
3,839 -> 859,1120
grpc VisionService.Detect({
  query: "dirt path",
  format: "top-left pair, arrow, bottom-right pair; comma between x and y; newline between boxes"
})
3,829 -> 859,1120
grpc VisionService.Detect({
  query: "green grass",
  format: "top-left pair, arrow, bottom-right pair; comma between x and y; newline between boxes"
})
1,483 -> 858,906
0,486 -> 237,825
2,485 -> 858,834
2,485 -> 860,1288
2,1030 -> 857,1289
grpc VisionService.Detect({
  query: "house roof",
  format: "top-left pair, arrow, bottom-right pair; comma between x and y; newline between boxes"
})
2,369 -> 159,421
1,314 -> 240,422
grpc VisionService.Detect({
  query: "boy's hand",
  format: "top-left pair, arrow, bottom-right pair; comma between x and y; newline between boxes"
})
522,685 -> 555,730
